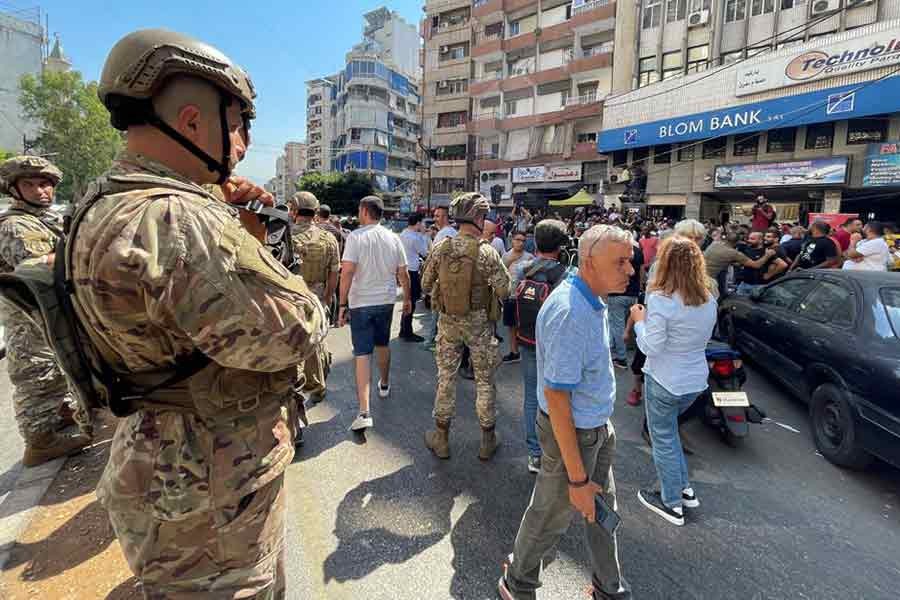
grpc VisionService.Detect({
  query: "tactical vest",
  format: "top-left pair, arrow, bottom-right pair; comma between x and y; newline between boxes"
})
294,226 -> 329,285
0,208 -> 63,273
437,237 -> 492,316
0,173 -> 216,418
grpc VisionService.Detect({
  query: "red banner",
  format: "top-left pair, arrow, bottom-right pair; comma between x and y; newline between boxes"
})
807,213 -> 858,229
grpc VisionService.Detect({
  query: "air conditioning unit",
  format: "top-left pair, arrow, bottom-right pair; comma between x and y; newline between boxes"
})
438,80 -> 449,88
846,0 -> 875,7
810,0 -> 840,17
440,45 -> 449,53
439,21 -> 449,29
688,10 -> 710,27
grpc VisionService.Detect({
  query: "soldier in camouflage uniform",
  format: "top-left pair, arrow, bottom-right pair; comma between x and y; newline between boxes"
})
76,29 -> 326,598
0,156 -> 93,467
289,191 -> 339,403
421,192 -> 511,461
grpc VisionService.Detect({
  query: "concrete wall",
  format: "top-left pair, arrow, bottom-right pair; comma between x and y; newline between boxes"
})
0,14 -> 43,153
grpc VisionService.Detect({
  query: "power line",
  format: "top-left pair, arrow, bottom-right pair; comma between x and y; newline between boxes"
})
604,8 -> 842,109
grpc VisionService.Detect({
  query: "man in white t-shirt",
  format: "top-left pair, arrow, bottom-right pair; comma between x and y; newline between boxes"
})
434,205 -> 458,245
338,196 -> 412,431
483,218 -> 506,256
425,206 -> 457,350
399,213 -> 431,342
843,221 -> 890,272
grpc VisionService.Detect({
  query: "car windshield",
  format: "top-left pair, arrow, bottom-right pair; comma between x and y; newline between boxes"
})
880,288 -> 900,338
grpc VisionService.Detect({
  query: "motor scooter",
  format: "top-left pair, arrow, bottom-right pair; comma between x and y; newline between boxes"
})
693,340 -> 766,446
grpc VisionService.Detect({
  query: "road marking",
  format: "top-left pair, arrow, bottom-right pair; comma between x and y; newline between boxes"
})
764,418 -> 801,433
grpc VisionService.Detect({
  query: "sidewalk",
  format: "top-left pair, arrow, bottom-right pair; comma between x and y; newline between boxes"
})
0,416 -> 137,600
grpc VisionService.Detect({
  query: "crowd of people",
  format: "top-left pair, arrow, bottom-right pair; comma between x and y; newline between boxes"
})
1,26 -> 898,600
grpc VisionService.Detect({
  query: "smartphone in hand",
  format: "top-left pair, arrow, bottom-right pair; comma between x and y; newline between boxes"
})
594,493 -> 621,535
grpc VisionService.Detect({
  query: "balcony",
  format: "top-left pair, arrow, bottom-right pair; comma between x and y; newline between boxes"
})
472,0 -> 502,19
470,71 -> 502,96
573,0 -> 612,17
468,111 -> 502,133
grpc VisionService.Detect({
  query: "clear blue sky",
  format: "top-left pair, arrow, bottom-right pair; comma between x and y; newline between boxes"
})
32,0 -> 423,182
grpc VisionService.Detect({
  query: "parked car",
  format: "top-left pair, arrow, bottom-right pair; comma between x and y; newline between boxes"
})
718,270 -> 900,470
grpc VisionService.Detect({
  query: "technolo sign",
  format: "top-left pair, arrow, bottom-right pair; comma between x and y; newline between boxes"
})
736,24 -> 900,96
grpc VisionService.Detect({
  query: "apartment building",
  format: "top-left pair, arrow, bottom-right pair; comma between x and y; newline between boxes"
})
0,8 -> 44,153
305,8 -> 421,208
421,0 -> 476,207
464,0 -> 633,209
599,0 -> 900,222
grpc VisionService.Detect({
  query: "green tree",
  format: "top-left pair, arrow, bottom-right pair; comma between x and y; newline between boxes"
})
296,171 -> 376,216
19,70 -> 122,203
0,149 -> 14,162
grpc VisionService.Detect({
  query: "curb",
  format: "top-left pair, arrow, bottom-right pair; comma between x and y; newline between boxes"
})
0,456 -> 66,570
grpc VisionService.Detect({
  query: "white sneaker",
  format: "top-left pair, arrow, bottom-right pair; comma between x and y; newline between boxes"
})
350,412 -> 373,431
682,487 -> 700,508
378,380 -> 390,398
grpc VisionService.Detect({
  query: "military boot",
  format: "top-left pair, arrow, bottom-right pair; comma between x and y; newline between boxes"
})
22,431 -> 92,468
424,419 -> 451,459
479,426 -> 499,461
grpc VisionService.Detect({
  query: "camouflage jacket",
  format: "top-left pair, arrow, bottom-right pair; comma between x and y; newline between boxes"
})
421,233 -> 511,314
0,200 -> 62,273
291,221 -> 339,289
73,152 -> 326,519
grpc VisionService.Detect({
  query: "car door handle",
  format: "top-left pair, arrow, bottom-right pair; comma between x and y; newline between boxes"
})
811,339 -> 824,347
763,318 -> 775,326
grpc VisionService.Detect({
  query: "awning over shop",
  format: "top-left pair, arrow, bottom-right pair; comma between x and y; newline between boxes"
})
647,194 -> 687,206
549,188 -> 595,207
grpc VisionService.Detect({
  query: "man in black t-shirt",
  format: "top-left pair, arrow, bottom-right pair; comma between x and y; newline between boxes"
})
790,221 -> 841,271
780,225 -> 805,262
761,229 -> 790,283
737,232 -> 780,295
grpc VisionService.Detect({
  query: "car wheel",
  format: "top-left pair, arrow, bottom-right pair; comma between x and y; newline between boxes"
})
810,383 -> 872,470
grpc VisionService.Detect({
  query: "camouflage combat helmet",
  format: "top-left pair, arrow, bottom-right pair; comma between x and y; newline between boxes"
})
0,156 -> 63,198
291,191 -> 319,212
449,192 -> 491,226
98,29 -> 257,183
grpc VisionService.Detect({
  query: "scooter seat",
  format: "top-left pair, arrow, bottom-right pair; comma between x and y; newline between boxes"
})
706,340 -> 741,361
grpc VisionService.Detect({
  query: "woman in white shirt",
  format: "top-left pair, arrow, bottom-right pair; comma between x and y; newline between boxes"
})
843,221 -> 890,272
631,235 -> 717,526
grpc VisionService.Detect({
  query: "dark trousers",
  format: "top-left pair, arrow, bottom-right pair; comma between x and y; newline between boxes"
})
400,270 -> 422,337
507,412 -> 630,599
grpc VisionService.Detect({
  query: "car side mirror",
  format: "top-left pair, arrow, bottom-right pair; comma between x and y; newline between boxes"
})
749,287 -> 764,302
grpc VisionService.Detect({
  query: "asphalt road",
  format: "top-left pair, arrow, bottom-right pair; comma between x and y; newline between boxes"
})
283,307 -> 900,600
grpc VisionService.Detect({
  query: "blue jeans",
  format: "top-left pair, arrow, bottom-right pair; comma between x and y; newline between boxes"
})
607,295 -> 636,362
520,344 -> 541,458
644,374 -> 702,508
736,282 -> 761,297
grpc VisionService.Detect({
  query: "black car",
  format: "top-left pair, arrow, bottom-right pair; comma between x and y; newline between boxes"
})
719,270 -> 900,470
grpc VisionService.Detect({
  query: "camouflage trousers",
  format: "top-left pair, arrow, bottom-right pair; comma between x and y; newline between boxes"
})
4,310 -> 89,439
433,310 -> 500,428
107,476 -> 286,600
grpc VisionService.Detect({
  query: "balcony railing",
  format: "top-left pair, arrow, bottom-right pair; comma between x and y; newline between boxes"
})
565,92 -> 605,106
471,110 -> 501,121
582,41 -> 614,57
475,70 -> 503,83
573,0 -> 611,16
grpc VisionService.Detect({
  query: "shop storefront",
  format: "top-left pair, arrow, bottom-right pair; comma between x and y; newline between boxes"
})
510,163 -> 585,209
598,21 -> 900,224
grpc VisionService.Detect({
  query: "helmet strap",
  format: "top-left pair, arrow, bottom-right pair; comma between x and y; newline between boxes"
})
144,91 -> 232,184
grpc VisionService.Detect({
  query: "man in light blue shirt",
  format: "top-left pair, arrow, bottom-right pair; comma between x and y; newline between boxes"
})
500,225 -> 634,600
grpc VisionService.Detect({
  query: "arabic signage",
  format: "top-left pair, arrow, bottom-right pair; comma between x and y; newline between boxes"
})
863,142 -> 900,187
545,164 -> 583,182
713,157 -> 849,189
736,26 -> 900,97
598,75 -> 900,152
512,166 -> 545,183
511,164 -> 582,183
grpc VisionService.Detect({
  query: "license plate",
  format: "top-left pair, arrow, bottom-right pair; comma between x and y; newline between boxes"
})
713,391 -> 750,407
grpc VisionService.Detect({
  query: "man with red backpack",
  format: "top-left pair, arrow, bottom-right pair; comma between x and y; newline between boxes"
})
512,220 -> 570,473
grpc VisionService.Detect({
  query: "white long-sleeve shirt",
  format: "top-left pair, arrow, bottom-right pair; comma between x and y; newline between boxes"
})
635,291 -> 717,396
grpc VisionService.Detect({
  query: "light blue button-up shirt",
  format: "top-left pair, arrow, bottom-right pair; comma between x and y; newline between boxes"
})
635,291 -> 717,396
536,274 -> 615,429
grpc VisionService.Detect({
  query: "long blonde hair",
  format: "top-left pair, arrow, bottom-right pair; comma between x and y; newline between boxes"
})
648,235 -> 711,306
